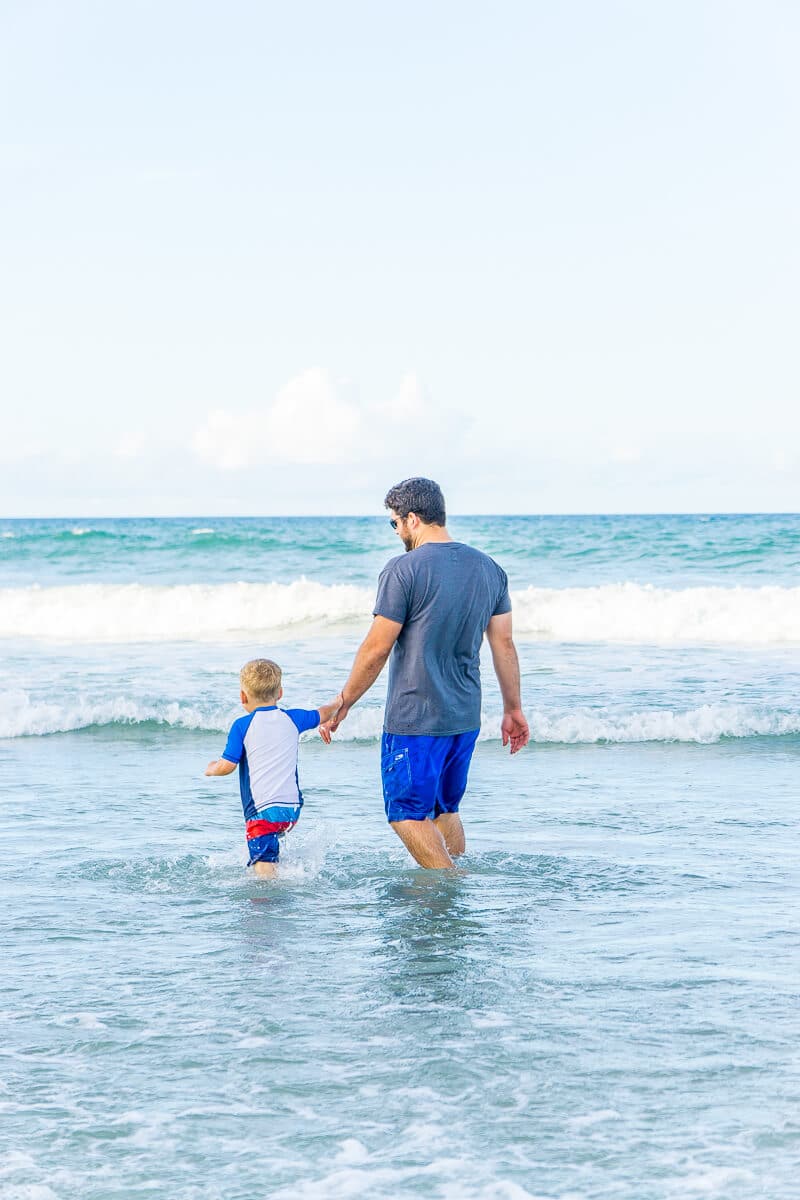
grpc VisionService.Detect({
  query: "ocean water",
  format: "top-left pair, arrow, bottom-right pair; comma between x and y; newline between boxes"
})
1,513 -> 799,1199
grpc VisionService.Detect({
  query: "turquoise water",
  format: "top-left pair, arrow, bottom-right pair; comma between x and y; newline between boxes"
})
1,515 -> 799,1197
2,513 -> 800,586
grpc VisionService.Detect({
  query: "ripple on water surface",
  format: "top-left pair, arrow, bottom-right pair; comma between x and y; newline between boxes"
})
3,739 -> 800,1198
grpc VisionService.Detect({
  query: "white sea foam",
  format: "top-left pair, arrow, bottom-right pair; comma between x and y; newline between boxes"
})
568,1108 -> 622,1129
2,690 -> 798,744
527,703 -> 800,744
0,1153 -> 37,1179
191,527 -> 215,534
53,1011 -> 108,1030
0,580 -> 372,642
0,690 -> 233,739
0,579 -> 797,644
511,581 -> 800,644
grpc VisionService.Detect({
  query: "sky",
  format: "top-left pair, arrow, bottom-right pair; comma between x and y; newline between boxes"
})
1,0 -> 798,515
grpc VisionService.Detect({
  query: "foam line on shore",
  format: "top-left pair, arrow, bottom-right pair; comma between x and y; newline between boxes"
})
2,691 -> 799,743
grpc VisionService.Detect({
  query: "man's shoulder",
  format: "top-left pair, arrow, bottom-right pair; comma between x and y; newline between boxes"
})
451,541 -> 497,563
380,552 -> 408,576
426,541 -> 505,575
382,542 -> 503,571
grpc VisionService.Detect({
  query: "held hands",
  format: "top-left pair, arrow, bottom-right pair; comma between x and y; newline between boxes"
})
319,693 -> 346,744
501,709 -> 530,754
319,693 -> 351,743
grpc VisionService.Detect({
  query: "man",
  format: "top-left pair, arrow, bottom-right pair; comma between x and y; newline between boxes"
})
322,478 -> 530,868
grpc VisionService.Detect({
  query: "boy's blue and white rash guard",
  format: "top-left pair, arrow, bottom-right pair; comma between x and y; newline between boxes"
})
221,705 -> 320,831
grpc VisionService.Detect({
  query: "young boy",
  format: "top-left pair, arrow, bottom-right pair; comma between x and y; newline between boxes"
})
205,658 -> 341,877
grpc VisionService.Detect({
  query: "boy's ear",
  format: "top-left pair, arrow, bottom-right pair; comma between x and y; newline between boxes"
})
240,689 -> 249,705
278,686 -> 284,700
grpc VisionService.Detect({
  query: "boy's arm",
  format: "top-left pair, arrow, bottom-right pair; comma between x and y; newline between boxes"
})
205,758 -> 238,776
283,695 -> 343,740
205,717 -> 246,776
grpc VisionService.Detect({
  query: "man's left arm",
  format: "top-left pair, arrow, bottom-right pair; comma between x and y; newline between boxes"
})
486,612 -> 530,754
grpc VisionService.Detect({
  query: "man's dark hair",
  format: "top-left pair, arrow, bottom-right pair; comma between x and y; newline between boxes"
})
384,477 -> 446,526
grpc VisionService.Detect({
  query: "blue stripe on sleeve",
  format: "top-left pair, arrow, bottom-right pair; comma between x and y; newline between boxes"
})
283,708 -> 321,734
221,713 -> 250,763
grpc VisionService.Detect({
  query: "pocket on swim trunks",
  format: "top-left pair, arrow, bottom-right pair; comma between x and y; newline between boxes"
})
381,744 -> 413,804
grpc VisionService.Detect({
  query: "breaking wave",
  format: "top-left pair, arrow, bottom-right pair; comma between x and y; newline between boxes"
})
0,580 -> 799,644
2,691 -> 799,744
0,580 -> 372,641
511,582 -> 800,644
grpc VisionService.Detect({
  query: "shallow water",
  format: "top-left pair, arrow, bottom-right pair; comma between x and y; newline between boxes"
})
2,732 -> 799,1198
1,515 -> 799,1196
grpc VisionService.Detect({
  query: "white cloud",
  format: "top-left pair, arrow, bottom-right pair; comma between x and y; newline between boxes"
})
114,431 -> 146,459
0,438 -> 44,464
610,445 -> 642,464
192,368 -> 470,472
267,369 -> 363,464
379,371 -> 469,448
192,369 -> 366,469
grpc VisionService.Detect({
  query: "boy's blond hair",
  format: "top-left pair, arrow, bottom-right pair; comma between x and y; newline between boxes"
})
240,658 -> 282,702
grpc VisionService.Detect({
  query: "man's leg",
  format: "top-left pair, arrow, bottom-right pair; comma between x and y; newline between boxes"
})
434,812 -> 465,857
432,730 -> 479,859
390,818 -> 455,869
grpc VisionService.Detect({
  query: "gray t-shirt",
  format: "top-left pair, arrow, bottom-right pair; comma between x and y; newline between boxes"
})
373,541 -> 512,736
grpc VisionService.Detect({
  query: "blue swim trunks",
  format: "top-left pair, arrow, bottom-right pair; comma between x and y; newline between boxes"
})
380,730 -> 480,823
245,820 -> 283,865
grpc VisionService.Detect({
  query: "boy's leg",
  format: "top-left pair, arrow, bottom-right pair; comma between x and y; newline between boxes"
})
245,826 -> 281,877
252,860 -> 278,879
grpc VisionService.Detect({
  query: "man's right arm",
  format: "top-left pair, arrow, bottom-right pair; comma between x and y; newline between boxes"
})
321,615 -> 402,737
486,612 -> 530,754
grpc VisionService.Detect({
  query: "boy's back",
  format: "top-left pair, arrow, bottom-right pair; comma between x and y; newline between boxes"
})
204,658 -> 341,877
223,705 -> 319,826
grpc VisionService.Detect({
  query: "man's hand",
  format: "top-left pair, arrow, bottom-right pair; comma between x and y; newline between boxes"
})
317,693 -> 344,744
319,701 -> 351,743
501,709 -> 530,754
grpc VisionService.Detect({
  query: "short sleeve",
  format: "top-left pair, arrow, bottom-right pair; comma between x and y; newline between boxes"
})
492,566 -> 512,617
284,708 -> 321,734
221,717 -> 247,763
373,561 -> 410,624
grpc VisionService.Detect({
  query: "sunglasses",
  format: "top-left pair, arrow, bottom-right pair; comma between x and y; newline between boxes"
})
389,518 -> 400,529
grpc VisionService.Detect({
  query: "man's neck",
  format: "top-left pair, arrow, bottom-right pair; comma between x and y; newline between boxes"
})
410,524 -> 453,550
